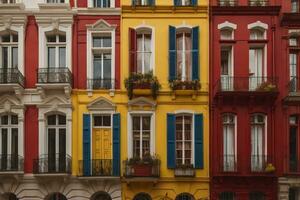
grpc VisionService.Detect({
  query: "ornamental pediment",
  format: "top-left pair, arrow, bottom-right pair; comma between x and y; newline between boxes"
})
87,19 -> 116,31
87,97 -> 116,111
128,97 -> 156,111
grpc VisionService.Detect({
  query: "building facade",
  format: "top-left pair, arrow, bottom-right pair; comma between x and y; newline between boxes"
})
120,0 -> 209,199
209,0 -> 281,199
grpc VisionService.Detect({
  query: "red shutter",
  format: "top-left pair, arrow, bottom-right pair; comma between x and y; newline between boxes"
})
129,28 -> 137,73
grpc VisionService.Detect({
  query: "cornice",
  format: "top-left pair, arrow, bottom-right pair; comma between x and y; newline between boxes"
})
211,5 -> 281,15
122,5 -> 208,14
281,13 -> 300,28
76,7 -> 121,15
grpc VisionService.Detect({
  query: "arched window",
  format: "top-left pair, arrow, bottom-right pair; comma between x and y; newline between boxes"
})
250,29 -> 265,40
175,193 -> 195,200
46,114 -> 67,172
220,29 -> 233,40
250,114 -> 266,172
0,31 -> 18,69
0,114 -> 19,171
219,192 -> 235,200
2,193 -> 18,200
133,193 -> 152,200
91,192 -> 112,200
222,114 -> 236,172
46,31 -> 66,68
47,193 -> 67,200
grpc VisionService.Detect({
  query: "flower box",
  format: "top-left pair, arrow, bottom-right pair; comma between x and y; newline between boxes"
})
132,164 -> 153,177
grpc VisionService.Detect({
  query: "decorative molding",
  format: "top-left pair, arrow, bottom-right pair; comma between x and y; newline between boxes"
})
86,19 -> 117,31
128,97 -> 156,111
248,20 -> 268,30
87,97 -> 116,111
217,21 -> 237,30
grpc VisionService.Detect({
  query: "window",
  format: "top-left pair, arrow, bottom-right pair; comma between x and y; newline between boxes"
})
221,46 -> 233,91
219,192 -> 235,200
175,114 -> 192,166
137,31 -> 152,74
222,114 -> 236,171
93,115 -> 111,127
250,114 -> 266,172
250,29 -> 265,40
290,115 -> 298,172
46,33 -> 66,68
177,30 -> 192,81
133,193 -> 152,200
175,193 -> 195,200
47,0 -> 65,3
292,0 -> 299,12
0,32 -> 18,69
0,114 -> 18,171
132,115 -> 151,158
91,35 -> 112,88
249,192 -> 265,200
47,193 -> 67,200
47,114 -> 67,172
132,0 -> 154,6
249,47 -> 264,90
289,37 -> 300,92
174,0 -> 194,6
289,188 -> 300,200
93,0 -> 110,7
220,29 -> 233,40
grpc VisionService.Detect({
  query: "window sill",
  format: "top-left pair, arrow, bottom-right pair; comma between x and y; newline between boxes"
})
248,39 -> 268,43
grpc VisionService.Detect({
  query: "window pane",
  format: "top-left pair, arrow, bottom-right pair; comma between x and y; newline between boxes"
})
11,128 -> 18,156
102,37 -> 111,47
1,115 -> 8,125
48,128 -> 56,171
290,126 -> 298,172
93,54 -> 102,79
142,116 -> 151,131
2,47 -> 8,68
48,47 -> 56,68
12,47 -> 18,68
59,35 -> 66,43
93,37 -> 102,47
58,115 -> 66,125
2,35 -> 10,42
219,192 -> 235,200
59,47 -> 66,68
220,29 -> 233,40
103,116 -> 111,126
47,35 -> 56,43
292,0 -> 299,12
132,116 -> 140,131
59,129 -> 66,155
47,115 -> 56,125
12,34 -> 18,42
137,52 -> 143,73
103,54 -> 111,79
1,129 -> 8,155
11,115 -> 18,125
290,38 -> 298,46
144,52 -> 151,73
94,116 -> 102,127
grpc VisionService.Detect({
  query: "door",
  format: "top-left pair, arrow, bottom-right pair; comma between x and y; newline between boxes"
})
249,48 -> 263,91
221,47 -> 233,91
92,128 -> 112,175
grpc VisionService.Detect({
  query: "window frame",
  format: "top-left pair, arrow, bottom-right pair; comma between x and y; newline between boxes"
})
0,114 -> 19,156
136,30 -> 152,74
46,33 -> 66,68
88,0 -> 115,8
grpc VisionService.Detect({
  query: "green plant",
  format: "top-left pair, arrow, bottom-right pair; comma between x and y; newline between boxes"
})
169,79 -> 200,91
124,71 -> 161,99
256,82 -> 276,92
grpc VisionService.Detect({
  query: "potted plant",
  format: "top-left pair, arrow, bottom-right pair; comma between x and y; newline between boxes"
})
124,71 -> 161,100
174,163 -> 195,177
256,82 -> 276,92
265,163 -> 275,173
169,79 -> 200,91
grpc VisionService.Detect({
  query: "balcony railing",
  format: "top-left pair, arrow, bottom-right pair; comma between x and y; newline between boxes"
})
87,79 -> 115,90
37,67 -> 72,85
220,155 -> 237,172
250,155 -> 269,172
0,0 -> 19,3
123,159 -> 160,178
78,159 -> 113,177
33,154 -> 71,174
132,0 -> 155,6
174,0 -> 196,6
0,154 -> 23,172
218,0 -> 238,6
216,76 -> 278,93
248,0 -> 268,6
0,68 -> 24,87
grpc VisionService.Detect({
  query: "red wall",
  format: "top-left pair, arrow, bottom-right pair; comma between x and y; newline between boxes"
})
25,16 -> 38,88
72,15 -> 121,89
24,106 -> 38,173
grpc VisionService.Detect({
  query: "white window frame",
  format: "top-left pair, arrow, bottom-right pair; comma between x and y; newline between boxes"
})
46,33 -> 67,68
218,21 -> 237,39
88,0 -> 115,8
87,20 -> 116,90
38,25 -> 72,72
135,26 -> 154,74
127,111 -> 155,158
0,33 -> 18,69
45,0 -> 69,3
0,114 -> 19,156
0,26 -> 24,74
250,113 -> 267,159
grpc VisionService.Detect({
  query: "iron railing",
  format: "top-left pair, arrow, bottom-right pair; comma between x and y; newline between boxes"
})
0,68 -> 24,87
123,159 -> 160,177
132,0 -> 155,6
33,154 -> 71,174
0,0 -> 18,3
87,78 -> 115,90
216,76 -> 278,93
0,154 -> 23,172
93,0 -> 111,7
174,0 -> 195,6
218,0 -> 238,6
220,155 -> 237,172
250,155 -> 269,172
37,67 -> 72,85
46,0 -> 65,3
248,0 -> 268,6
78,159 -> 113,176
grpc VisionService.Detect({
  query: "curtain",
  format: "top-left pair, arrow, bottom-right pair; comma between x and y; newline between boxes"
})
223,123 -> 235,171
144,35 -> 151,73
137,35 -> 143,73
251,123 -> 264,171
185,33 -> 192,80
176,34 -> 183,79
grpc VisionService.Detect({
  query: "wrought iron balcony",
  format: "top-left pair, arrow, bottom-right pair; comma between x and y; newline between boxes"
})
220,155 -> 237,173
123,158 -> 160,178
0,68 -> 24,87
248,0 -> 268,6
37,68 -> 72,85
87,79 -> 115,90
33,154 -> 71,174
78,159 -> 114,177
250,155 -> 273,173
0,154 -> 23,172
132,0 -> 155,6
218,0 -> 238,6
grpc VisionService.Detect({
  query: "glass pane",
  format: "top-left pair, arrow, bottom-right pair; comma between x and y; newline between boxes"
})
132,116 -> 140,131
221,49 -> 230,75
144,52 -> 151,73
102,37 -> 111,47
47,35 -> 56,43
94,116 -> 102,127
12,34 -> 18,42
137,34 -> 143,51
292,0 -> 299,12
220,29 -> 233,40
290,126 -> 298,172
59,35 -> 66,43
11,115 -> 18,125
48,129 -> 56,172
2,35 -> 10,42
1,129 -> 8,155
176,33 -> 183,50
93,37 -> 102,47
177,51 -> 183,79
144,34 -> 151,52
12,47 -> 18,68
93,54 -> 102,79
48,47 -> 56,68
103,54 -> 111,79
142,116 -> 151,131
11,128 -> 18,156
58,115 -> 66,125
103,116 -> 111,126
47,115 -> 56,125
290,38 -> 298,46
59,47 -> 66,68
185,33 -> 191,50
59,129 -> 66,172
2,47 -> 8,68
1,115 -> 8,125
137,52 -> 143,73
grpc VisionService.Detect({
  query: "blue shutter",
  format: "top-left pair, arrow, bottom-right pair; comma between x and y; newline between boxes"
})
169,26 -> 177,81
167,114 -> 176,169
83,114 -> 91,176
192,26 -> 199,81
132,0 -> 135,6
191,0 -> 198,6
174,0 -> 178,6
194,114 -> 204,169
113,113 -> 120,176
150,0 -> 155,6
